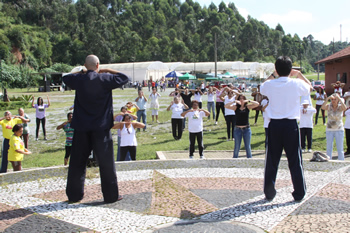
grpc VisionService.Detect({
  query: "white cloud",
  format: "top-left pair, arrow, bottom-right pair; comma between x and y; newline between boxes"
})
309,19 -> 350,44
260,10 -> 313,26
237,7 -> 249,20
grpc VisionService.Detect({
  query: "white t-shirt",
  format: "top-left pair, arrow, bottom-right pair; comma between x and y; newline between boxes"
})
261,99 -> 270,128
224,96 -> 236,116
344,109 -> 350,129
315,92 -> 326,105
120,124 -> 137,146
194,92 -> 202,102
185,110 -> 206,133
207,92 -> 215,102
260,76 -> 310,120
171,103 -> 184,119
299,106 -> 316,128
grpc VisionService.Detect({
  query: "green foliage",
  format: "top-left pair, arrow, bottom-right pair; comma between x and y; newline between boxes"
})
0,0 -> 348,75
0,101 -> 31,111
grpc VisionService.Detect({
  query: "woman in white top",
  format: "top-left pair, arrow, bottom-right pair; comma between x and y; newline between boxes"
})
167,97 -> 188,140
321,93 -> 347,160
149,87 -> 161,123
299,100 -> 316,152
193,87 -> 204,109
205,87 -> 216,120
220,87 -> 240,141
313,87 -> 327,125
112,114 -> 145,161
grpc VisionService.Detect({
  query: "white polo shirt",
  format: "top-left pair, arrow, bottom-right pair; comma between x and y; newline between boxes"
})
299,106 -> 316,128
185,110 -> 206,133
260,76 -> 310,120
224,96 -> 236,116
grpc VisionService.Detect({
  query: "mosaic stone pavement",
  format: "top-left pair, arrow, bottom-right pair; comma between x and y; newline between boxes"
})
0,159 -> 349,232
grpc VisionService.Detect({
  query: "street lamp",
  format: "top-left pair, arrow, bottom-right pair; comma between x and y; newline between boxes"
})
295,40 -> 303,72
130,57 -> 135,83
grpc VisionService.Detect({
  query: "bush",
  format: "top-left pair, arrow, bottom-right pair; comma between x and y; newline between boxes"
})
0,101 -> 31,111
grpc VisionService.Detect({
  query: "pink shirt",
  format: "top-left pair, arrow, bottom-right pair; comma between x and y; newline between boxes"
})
216,89 -> 224,102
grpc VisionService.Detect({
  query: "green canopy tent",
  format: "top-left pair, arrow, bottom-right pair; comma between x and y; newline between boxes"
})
178,73 -> 196,80
205,76 -> 223,81
223,71 -> 237,78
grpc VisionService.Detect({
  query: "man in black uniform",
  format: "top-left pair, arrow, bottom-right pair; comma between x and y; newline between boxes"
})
63,55 -> 129,203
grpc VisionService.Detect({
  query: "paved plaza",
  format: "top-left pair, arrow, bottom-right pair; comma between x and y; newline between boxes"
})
0,156 -> 349,232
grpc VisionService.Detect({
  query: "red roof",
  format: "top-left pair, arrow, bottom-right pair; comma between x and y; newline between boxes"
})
315,46 -> 350,64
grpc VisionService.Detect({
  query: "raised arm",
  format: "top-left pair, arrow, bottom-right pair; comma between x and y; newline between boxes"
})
321,97 -> 330,111
219,88 -> 228,101
14,115 -> 29,123
32,96 -> 35,108
167,101 -> 174,111
112,122 -> 123,130
181,109 -> 193,117
199,109 -> 210,117
99,68 -> 120,74
224,102 -> 237,111
132,122 -> 146,129
47,95 -> 51,107
246,100 -> 260,110
56,121 -> 68,130
133,103 -> 140,111
290,69 -> 312,91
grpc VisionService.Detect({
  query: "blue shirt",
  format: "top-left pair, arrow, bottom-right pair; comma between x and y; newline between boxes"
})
63,70 -> 129,131
135,96 -> 147,110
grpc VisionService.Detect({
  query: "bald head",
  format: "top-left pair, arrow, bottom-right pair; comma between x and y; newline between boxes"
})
84,55 -> 100,71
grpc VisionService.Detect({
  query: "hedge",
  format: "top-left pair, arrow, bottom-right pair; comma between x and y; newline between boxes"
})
0,101 -> 32,111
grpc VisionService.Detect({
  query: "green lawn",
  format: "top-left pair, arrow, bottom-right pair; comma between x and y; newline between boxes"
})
2,87 -> 337,169
305,73 -> 325,81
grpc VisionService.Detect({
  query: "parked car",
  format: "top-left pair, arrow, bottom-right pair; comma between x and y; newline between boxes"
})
312,80 -> 325,90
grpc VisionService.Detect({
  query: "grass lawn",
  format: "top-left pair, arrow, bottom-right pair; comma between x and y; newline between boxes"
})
305,73 -> 325,81
2,86 -> 338,169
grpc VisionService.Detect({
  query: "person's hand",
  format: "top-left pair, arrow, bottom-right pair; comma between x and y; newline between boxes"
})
289,69 -> 300,77
171,101 -> 174,105
26,151 -> 32,155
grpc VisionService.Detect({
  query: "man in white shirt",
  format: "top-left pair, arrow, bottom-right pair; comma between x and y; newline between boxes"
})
181,100 -> 210,159
260,56 -> 312,202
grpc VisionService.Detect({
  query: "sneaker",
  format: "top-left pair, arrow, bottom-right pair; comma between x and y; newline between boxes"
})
156,120 -> 160,123
189,155 -> 194,159
307,149 -> 312,153
44,137 -> 47,140
35,138 -> 38,141
345,151 -> 350,156
227,139 -> 230,141
302,149 -> 306,153
215,122 -> 218,125
200,155 -> 205,159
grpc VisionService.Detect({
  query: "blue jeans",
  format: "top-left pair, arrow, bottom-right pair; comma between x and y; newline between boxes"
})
117,136 -> 131,161
326,130 -> 344,160
207,102 -> 215,120
137,110 -> 147,130
233,127 -> 252,158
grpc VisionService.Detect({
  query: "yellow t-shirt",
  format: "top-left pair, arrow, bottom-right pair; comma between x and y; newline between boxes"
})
8,134 -> 25,161
127,107 -> 137,122
0,118 -> 22,139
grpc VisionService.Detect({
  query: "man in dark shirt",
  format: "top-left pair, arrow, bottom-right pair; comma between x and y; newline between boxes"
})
180,87 -> 193,130
63,55 -> 129,203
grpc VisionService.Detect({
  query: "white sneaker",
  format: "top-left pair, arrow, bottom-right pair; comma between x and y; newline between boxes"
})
35,138 -> 38,141
200,155 -> 205,159
215,122 -> 218,125
302,149 -> 306,153
189,156 -> 194,159
308,149 -> 312,153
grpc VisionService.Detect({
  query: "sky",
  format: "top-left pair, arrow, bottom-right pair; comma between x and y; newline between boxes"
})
195,0 -> 350,45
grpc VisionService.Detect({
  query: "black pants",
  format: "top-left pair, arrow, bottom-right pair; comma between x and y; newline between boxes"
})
255,110 -> 263,124
198,102 -> 202,109
225,115 -> 236,139
120,146 -> 136,161
346,129 -> 350,153
65,146 -> 72,159
36,117 -> 46,138
172,118 -> 183,140
189,131 -> 203,156
216,102 -> 225,121
264,119 -> 306,201
315,104 -> 325,124
0,138 -> 10,173
66,129 -> 119,203
300,128 -> 312,150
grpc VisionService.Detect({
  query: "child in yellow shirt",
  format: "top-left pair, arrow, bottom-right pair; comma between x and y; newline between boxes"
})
8,124 -> 32,171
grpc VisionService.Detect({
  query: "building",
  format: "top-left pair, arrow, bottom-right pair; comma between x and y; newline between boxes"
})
315,46 -> 350,95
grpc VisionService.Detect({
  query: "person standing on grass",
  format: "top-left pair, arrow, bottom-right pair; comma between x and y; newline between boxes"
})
251,85 -> 264,125
135,91 -> 147,132
17,108 -> 30,149
220,87 -> 240,141
205,87 -> 216,121
149,87 -> 161,123
112,114 -> 145,161
299,100 -> 316,153
181,100 -> 210,159
167,97 -> 188,140
0,112 -> 29,173
114,107 -> 136,161
193,87 -> 204,109
321,93 -> 347,160
260,56 -> 312,202
32,95 -> 50,141
63,54 -> 128,203
215,84 -> 225,125
314,87 -> 327,125
8,124 -> 32,172
180,87 -> 193,130
56,112 -> 74,166
225,94 -> 259,158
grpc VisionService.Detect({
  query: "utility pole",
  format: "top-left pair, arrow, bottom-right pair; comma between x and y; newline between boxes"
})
214,32 -> 217,78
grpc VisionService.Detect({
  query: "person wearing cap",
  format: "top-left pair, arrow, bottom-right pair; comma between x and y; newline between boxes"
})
63,54 -> 129,203
331,81 -> 345,96
313,87 -> 327,125
260,56 -> 312,201
299,99 -> 316,153
0,111 -> 29,173
321,93 -> 347,160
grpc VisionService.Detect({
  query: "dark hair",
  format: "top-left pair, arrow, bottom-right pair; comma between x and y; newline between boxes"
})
67,112 -> 73,119
275,56 -> 292,76
120,106 -> 127,111
122,113 -> 132,121
191,100 -> 199,105
318,88 -> 324,94
12,124 -> 23,132
237,94 -> 247,100
37,97 -> 43,105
